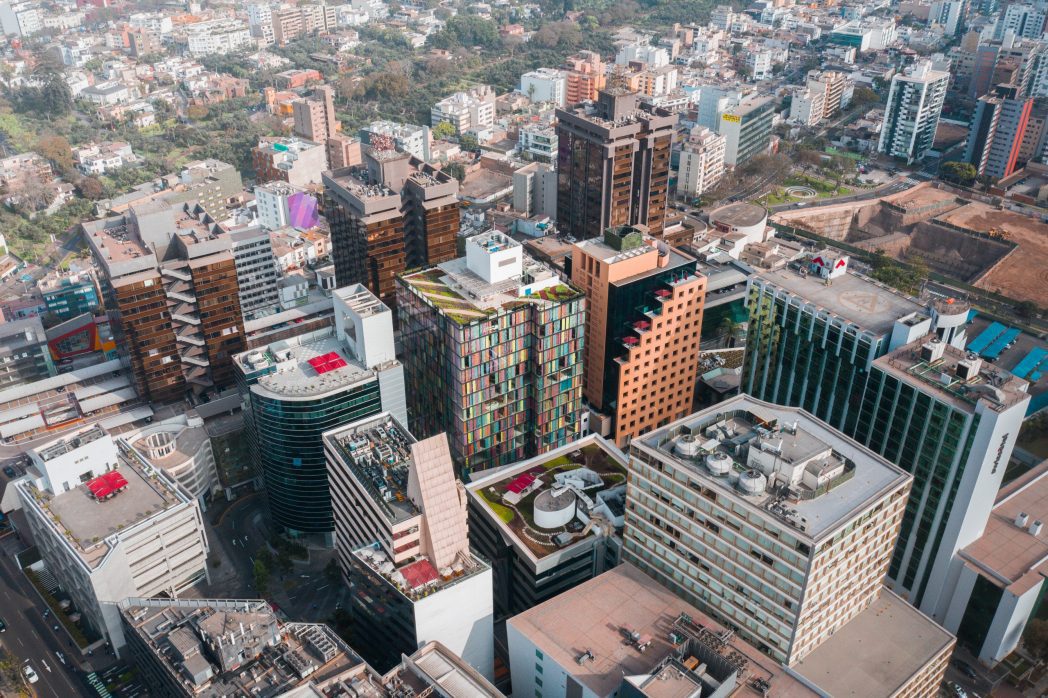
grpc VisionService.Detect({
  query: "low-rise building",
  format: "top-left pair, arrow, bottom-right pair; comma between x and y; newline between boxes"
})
252,137 -> 328,188
39,270 -> 101,321
73,142 -> 137,175
0,317 -> 56,388
431,86 -> 496,135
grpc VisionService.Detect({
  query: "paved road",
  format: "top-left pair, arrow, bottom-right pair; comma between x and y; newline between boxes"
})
0,531 -> 93,697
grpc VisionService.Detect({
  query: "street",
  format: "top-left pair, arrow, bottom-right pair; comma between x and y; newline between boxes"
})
0,528 -> 96,698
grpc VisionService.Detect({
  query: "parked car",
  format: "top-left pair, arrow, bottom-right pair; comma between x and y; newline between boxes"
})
0,616 -> 6,631
22,665 -> 38,684
953,659 -> 978,680
2,466 -> 14,478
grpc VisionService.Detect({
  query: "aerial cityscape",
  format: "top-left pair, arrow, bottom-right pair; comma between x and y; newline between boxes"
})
0,0 -> 1044,696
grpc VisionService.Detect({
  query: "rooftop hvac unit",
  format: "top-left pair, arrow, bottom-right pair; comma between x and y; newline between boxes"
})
1016,512 -> 1030,528
675,434 -> 701,458
955,358 -> 982,381
920,339 -> 945,364
706,452 -> 732,476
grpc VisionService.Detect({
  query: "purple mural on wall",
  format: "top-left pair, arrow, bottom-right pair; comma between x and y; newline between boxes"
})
288,191 -> 319,229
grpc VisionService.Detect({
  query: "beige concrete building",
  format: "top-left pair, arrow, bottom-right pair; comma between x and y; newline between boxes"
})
676,125 -> 726,198
570,225 -> 705,447
624,395 -> 913,665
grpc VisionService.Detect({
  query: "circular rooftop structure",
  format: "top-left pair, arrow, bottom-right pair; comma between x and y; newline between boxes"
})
709,202 -> 768,237
534,488 -> 577,529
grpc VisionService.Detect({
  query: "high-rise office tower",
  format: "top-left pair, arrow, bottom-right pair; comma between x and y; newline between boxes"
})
879,61 -> 950,163
852,336 -> 1029,622
397,231 -> 585,474
555,89 -> 676,240
324,412 -> 493,676
742,258 -> 970,434
83,200 -> 248,402
962,83 -> 1034,180
569,225 -> 706,446
236,284 -> 406,542
326,143 -> 459,308
624,395 -> 912,665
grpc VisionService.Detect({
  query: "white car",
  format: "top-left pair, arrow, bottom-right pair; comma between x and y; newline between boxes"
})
22,665 -> 38,683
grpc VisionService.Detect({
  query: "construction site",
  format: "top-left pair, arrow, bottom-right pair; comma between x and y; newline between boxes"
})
771,182 -> 1048,305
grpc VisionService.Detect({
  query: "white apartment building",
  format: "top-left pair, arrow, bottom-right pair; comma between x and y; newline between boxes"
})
254,180 -> 310,231
520,68 -> 566,107
186,19 -> 254,56
362,120 -> 430,160
676,126 -> 725,197
930,0 -> 964,35
878,60 -> 949,163
789,85 -> 827,126
518,123 -> 557,163
615,43 -> 670,68
128,12 -> 172,36
15,427 -> 210,653
624,396 -> 912,665
711,5 -> 735,32
746,49 -> 774,81
431,86 -> 496,134
73,142 -> 137,176
0,1 -> 40,37
995,3 -> 1047,40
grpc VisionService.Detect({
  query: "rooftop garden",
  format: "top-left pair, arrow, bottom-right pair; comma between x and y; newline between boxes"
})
476,443 -> 627,558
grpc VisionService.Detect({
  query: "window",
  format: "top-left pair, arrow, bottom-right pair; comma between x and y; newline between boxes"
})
535,663 -> 543,674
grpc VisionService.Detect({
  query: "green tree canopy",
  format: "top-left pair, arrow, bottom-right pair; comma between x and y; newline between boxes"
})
940,161 -> 977,186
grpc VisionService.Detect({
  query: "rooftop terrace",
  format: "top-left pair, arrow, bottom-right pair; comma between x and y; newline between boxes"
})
22,448 -> 184,568
753,267 -> 925,335
637,397 -> 910,540
468,436 -> 628,560
352,545 -> 490,603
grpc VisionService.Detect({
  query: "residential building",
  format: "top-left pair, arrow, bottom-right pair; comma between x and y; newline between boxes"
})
742,259 -> 970,434
0,1 -> 40,36
83,201 -> 248,402
521,68 -> 566,107
555,89 -> 676,240
962,83 -> 1034,180
677,125 -> 725,197
789,86 -> 827,127
128,29 -> 161,58
120,598 -> 378,696
15,427 -> 210,652
879,61 -> 950,163
325,413 -> 494,676
465,435 -> 626,623
563,50 -> 606,106
569,226 -> 705,446
236,284 -> 406,541
292,85 -> 338,143
431,86 -> 496,134
229,226 -> 281,319
508,563 -> 953,698
852,336 -> 1030,623
512,162 -> 557,219
185,19 -> 253,55
73,142 -> 136,175
807,70 -> 852,120
994,3 -> 1046,40
828,18 -> 898,52
0,318 -> 55,388
254,180 -> 319,231
361,120 -> 430,161
159,159 -> 243,217
517,123 -> 557,163
930,0 -> 965,36
326,133 -> 363,170
252,137 -> 328,188
718,94 -> 774,168
39,271 -> 101,321
125,412 -> 220,510
397,231 -> 585,475
711,5 -> 735,31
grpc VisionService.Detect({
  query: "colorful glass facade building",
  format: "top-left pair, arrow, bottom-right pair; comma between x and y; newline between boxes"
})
397,231 -> 585,475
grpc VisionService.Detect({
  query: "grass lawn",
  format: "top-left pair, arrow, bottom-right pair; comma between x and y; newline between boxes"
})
762,173 -> 853,206
480,489 -> 515,523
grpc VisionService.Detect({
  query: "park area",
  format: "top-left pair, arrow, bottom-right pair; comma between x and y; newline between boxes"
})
763,174 -> 854,206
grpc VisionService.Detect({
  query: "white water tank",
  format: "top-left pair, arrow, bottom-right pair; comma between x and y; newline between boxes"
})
534,488 -> 577,529
675,435 -> 701,458
706,452 -> 732,476
737,469 -> 768,497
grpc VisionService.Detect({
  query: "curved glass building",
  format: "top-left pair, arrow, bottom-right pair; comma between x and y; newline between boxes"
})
236,285 -> 406,542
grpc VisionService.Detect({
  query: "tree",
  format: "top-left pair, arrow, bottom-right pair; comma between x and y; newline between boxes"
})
36,135 -> 73,176
940,161 -> 977,186
459,134 -> 479,152
850,86 -> 880,108
432,121 -> 456,140
1016,300 -> 1040,319
253,559 -> 270,596
1024,618 -> 1048,661
444,162 -> 466,181
77,176 -> 104,200
186,104 -> 210,121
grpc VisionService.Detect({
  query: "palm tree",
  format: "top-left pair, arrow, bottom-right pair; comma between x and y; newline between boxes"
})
718,317 -> 739,347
